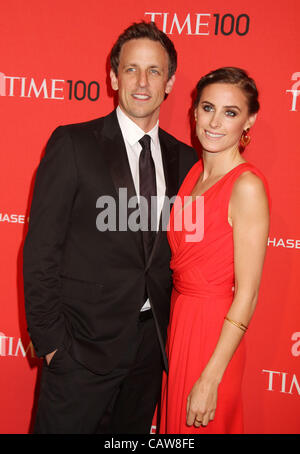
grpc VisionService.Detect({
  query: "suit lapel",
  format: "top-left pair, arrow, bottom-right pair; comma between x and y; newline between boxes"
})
94,110 -> 137,202
145,129 -> 179,270
159,129 -> 179,202
93,111 -> 143,254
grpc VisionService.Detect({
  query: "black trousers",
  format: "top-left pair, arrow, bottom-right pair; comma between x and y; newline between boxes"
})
33,315 -> 163,434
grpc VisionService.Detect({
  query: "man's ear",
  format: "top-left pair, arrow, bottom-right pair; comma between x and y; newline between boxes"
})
165,74 -> 176,95
110,69 -> 119,91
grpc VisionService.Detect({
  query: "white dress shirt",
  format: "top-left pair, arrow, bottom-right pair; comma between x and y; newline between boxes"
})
116,106 -> 166,311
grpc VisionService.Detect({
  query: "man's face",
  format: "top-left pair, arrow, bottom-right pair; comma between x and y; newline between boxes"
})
110,38 -> 175,131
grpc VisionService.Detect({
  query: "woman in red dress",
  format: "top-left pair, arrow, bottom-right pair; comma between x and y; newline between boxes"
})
159,67 -> 270,434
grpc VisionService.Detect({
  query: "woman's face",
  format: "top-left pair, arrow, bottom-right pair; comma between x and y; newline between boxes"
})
194,83 -> 256,154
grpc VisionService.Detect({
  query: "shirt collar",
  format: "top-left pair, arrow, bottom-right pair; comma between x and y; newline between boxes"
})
116,106 -> 159,148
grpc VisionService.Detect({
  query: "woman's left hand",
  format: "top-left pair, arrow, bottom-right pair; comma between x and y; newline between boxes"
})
186,375 -> 218,427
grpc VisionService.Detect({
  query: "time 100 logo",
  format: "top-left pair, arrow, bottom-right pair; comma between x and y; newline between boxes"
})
145,12 -> 250,37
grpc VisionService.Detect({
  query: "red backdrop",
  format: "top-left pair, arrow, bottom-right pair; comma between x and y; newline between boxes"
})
1,0 -> 299,434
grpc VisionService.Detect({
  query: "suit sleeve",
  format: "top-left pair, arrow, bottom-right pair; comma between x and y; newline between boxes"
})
23,126 -> 78,357
179,144 -> 199,186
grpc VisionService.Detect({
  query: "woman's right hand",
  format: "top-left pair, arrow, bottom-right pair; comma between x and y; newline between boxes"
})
186,374 -> 219,427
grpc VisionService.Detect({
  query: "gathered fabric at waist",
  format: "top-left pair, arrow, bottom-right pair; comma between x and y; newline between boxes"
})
172,271 -> 234,300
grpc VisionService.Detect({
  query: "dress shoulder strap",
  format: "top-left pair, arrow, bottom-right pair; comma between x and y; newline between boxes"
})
219,162 -> 271,218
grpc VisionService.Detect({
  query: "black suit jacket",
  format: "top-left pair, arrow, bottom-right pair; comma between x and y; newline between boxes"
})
23,110 -> 198,374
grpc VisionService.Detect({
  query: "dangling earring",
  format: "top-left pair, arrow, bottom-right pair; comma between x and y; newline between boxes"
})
240,128 -> 251,147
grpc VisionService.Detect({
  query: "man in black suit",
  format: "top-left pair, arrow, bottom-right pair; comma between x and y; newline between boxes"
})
23,21 -> 198,434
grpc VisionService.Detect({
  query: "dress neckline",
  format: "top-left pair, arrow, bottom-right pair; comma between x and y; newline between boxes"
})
190,162 -> 249,198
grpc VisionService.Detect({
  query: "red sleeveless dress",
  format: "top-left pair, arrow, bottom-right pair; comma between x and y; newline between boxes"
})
159,161 -> 270,434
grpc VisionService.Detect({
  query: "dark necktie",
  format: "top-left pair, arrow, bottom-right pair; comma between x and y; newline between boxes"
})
139,134 -> 157,264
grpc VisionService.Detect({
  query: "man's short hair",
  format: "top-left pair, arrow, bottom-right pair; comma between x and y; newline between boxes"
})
110,21 -> 177,80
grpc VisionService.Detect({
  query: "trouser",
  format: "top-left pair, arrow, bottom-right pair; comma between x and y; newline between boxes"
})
33,314 -> 163,434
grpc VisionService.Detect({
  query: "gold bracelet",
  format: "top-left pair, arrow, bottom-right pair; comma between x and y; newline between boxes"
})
224,316 -> 248,332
